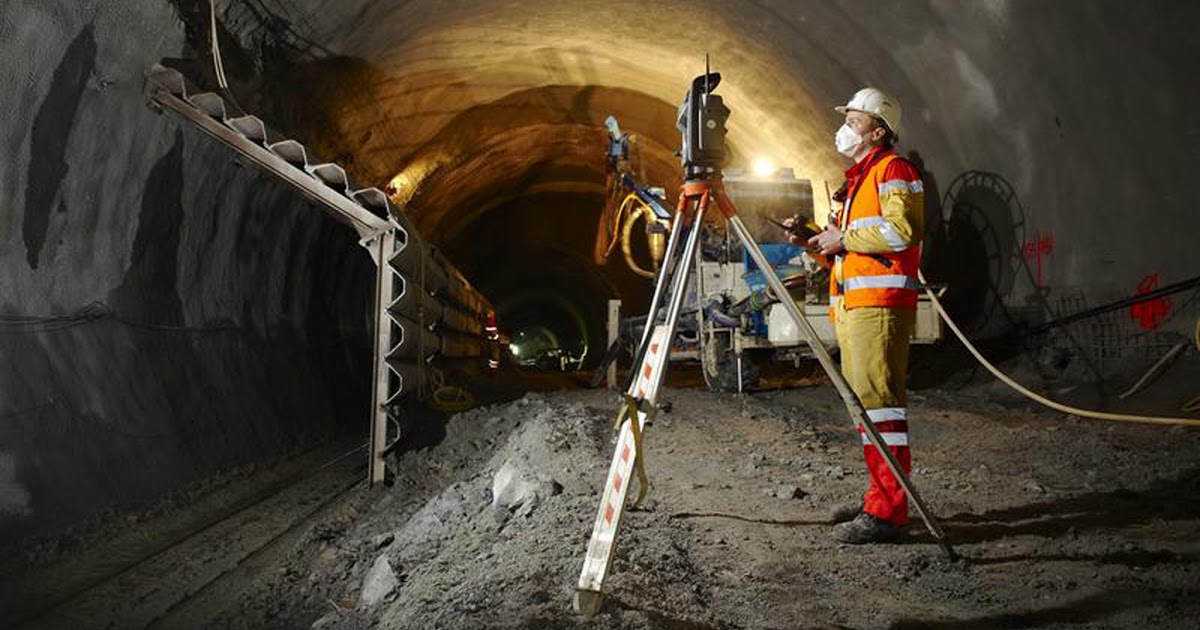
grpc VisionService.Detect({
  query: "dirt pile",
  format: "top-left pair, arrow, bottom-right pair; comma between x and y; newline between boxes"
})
212,380 -> 1200,629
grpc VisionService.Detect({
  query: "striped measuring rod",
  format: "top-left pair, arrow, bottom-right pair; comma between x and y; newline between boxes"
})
574,325 -> 672,615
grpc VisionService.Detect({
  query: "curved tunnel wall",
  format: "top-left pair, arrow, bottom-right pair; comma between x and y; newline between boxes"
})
3,0 -> 1200,544
288,0 -> 1199,340
1,2 -> 376,543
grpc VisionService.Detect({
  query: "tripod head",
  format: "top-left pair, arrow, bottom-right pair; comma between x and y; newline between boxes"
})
675,57 -> 730,181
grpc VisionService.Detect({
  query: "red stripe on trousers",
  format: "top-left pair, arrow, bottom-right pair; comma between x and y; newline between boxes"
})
858,425 -> 910,525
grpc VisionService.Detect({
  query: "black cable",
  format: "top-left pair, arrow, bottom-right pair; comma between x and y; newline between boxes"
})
1026,274 -> 1200,335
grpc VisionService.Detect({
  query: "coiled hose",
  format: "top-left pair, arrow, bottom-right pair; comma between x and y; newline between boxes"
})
425,368 -> 475,413
604,194 -> 662,279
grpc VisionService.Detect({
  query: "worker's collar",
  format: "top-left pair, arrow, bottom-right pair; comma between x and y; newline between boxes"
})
844,144 -> 894,180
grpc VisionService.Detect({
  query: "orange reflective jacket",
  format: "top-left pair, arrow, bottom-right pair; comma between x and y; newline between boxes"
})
829,150 -> 923,316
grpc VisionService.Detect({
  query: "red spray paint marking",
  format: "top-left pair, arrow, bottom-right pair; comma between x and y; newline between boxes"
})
1021,232 -> 1054,288
1131,273 -> 1172,330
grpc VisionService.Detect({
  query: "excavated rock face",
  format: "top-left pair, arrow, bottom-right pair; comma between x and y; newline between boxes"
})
3,0 -> 1199,545
0,2 -> 374,544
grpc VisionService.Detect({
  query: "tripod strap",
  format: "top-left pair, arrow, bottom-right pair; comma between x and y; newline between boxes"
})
620,394 -> 652,506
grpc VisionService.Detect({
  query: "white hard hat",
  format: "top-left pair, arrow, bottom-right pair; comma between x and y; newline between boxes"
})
835,87 -> 902,140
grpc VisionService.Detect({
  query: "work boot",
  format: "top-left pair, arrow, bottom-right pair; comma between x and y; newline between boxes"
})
829,502 -> 863,524
832,512 -> 903,544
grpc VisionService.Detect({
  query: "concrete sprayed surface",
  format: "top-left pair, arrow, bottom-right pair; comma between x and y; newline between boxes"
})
13,378 -> 1191,629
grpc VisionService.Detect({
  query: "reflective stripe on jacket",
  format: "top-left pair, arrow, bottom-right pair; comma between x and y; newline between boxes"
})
829,149 -> 924,316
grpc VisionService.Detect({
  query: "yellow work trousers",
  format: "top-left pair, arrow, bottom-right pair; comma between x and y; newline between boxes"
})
835,302 -> 915,524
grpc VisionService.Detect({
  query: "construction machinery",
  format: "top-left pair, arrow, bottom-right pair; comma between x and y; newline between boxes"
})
598,160 -> 945,393
692,170 -> 945,392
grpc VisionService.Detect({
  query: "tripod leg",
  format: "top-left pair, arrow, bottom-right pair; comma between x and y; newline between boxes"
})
575,197 -> 708,614
635,207 -> 688,353
624,210 -> 697,394
726,213 -> 955,560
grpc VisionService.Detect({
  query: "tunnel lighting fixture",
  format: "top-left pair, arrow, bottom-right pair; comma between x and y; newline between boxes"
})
752,157 -> 776,178
387,174 -> 408,196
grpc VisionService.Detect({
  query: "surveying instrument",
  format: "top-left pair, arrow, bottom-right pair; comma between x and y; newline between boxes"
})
573,63 -> 955,616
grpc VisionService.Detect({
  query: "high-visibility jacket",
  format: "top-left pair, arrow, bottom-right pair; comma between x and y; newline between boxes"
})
829,146 -> 925,316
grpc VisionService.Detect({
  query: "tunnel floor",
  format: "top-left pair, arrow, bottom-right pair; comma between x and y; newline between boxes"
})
6,363 -> 1200,629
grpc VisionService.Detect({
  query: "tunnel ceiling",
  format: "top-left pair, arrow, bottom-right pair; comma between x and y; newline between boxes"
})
215,0 -> 1200,346
277,0 -> 861,230
244,0 -> 876,356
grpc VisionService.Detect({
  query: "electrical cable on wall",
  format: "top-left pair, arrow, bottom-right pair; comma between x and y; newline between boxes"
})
920,270 -> 1200,426
209,0 -> 229,89
208,0 -> 246,115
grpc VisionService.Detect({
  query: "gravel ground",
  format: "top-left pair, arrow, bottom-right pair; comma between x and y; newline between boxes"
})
201,364 -> 1200,630
10,360 -> 1200,630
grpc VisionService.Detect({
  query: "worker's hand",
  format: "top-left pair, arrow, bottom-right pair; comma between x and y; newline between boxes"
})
781,216 -> 804,246
807,226 -> 845,256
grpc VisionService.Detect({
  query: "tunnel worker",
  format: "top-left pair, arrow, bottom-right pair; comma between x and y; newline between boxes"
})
485,311 -> 501,376
794,87 -> 925,544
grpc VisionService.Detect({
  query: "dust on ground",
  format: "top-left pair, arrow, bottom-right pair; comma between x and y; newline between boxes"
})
202,363 -> 1200,630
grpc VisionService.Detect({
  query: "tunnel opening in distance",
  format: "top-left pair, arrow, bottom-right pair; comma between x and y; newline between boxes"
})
396,85 -> 694,372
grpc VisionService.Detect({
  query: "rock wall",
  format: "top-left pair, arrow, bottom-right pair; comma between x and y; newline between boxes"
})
0,1 -> 373,543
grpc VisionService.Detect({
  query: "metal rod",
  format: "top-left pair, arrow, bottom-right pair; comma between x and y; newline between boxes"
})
607,300 -> 621,389
146,84 -> 390,240
625,214 -> 693,393
662,205 -> 705,333
368,232 -> 396,485
636,210 -> 687,352
1027,274 -> 1200,334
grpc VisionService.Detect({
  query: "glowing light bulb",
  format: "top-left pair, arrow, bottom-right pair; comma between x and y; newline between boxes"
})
752,158 -> 776,178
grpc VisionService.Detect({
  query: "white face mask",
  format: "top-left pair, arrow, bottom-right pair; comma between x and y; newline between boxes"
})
834,123 -> 865,158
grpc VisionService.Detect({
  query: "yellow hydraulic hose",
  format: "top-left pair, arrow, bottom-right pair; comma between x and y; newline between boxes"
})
918,270 -> 1200,426
621,202 -> 661,279
604,193 -> 661,279
602,194 -> 639,259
